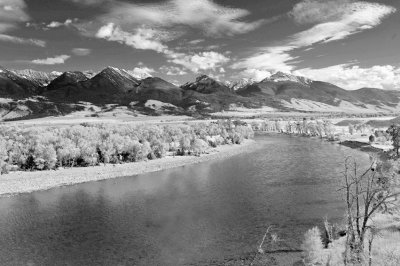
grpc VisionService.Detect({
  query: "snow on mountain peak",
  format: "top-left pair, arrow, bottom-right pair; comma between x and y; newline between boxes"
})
224,78 -> 255,90
264,71 -> 312,85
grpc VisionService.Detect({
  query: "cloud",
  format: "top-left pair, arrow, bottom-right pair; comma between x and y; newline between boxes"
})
85,0 -> 253,73
0,0 -> 29,31
232,46 -> 297,73
167,51 -> 230,72
46,19 -> 74,28
72,48 -> 91,56
159,66 -> 188,76
96,0 -> 264,36
95,22 -> 230,73
96,23 -> 168,53
127,67 -> 155,79
63,0 -> 110,6
239,69 -> 272,82
0,34 -> 46,47
289,0 -> 351,25
233,1 -> 396,75
289,2 -> 396,47
31,55 -> 71,65
294,64 -> 400,90
188,39 -> 205,45
0,0 -> 46,46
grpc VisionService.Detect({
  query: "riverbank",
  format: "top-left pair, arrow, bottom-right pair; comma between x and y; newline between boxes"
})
256,131 -> 388,154
0,139 -> 258,197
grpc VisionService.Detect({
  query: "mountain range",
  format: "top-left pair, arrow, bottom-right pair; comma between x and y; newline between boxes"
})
1,66 -> 400,121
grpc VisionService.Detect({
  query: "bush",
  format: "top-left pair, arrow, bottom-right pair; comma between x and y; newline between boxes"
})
33,143 -> 57,170
301,227 -> 326,265
0,121 -> 253,172
369,135 -> 376,143
191,139 -> 208,156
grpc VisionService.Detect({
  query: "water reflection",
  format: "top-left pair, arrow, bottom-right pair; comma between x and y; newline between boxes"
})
0,136 -> 370,265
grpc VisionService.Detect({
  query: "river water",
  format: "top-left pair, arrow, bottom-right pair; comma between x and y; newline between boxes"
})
0,135 -> 370,265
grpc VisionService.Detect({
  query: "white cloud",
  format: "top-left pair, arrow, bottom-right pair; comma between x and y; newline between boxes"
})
95,22 -> 230,73
159,66 -> 188,76
63,0 -> 110,5
233,1 -> 396,76
0,34 -> 46,47
47,21 -> 63,28
232,46 -> 296,73
96,23 -> 168,53
167,51 -> 230,72
72,48 -> 91,56
47,19 -> 74,28
31,55 -> 71,65
0,0 -> 46,46
239,69 -> 272,82
289,2 -> 396,47
98,0 -> 264,36
188,39 -> 205,45
207,73 -> 225,82
127,67 -> 155,79
0,0 -> 29,31
289,0 -> 351,25
294,64 -> 400,90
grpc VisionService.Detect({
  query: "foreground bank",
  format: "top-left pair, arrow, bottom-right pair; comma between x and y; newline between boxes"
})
0,139 -> 257,196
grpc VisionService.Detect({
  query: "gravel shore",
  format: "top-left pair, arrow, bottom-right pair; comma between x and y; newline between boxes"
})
0,140 -> 258,197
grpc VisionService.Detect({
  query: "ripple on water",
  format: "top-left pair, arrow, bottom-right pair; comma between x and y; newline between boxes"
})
0,135 -> 370,265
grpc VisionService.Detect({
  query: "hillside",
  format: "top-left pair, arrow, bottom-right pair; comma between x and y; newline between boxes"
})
1,66 -> 400,121
237,72 -> 400,113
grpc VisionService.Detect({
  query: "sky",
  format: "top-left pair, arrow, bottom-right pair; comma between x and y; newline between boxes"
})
0,0 -> 400,90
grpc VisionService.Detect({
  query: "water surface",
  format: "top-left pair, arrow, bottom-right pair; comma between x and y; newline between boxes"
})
0,135 -> 370,265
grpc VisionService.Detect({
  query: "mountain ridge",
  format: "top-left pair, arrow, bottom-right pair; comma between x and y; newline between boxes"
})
1,66 -> 400,120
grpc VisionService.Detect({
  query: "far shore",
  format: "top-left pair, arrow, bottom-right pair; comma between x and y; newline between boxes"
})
0,139 -> 258,197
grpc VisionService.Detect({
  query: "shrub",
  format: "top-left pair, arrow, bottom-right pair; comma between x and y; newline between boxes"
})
369,135 -> 376,143
349,124 -> 355,135
57,139 -> 80,167
179,135 -> 191,154
387,125 -> 400,157
0,121 -> 253,172
33,143 -> 57,170
301,227 -> 326,265
191,139 -> 208,156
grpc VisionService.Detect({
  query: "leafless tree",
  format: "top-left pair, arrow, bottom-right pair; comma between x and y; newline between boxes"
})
341,156 -> 400,265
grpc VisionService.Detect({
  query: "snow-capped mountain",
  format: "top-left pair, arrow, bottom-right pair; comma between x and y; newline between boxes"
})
2,67 -> 400,121
262,71 -> 312,85
224,78 -> 256,90
11,69 -> 61,86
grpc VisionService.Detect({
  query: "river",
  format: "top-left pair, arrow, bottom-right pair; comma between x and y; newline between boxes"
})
0,135 -> 370,265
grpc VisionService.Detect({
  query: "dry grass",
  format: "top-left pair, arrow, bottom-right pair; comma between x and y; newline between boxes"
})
372,230 -> 400,266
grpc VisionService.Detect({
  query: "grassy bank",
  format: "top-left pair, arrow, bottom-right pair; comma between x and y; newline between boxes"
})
0,121 -> 253,173
0,139 -> 258,197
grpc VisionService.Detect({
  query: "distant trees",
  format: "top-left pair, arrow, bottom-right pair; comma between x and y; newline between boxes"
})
387,125 -> 400,157
349,124 -> 355,135
0,121 -> 254,173
0,139 -> 8,174
369,135 -> 375,143
253,118 -> 340,139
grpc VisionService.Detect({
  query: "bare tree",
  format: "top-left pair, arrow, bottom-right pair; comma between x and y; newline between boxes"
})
341,157 -> 400,265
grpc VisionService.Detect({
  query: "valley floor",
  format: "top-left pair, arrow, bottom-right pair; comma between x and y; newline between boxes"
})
0,139 -> 257,197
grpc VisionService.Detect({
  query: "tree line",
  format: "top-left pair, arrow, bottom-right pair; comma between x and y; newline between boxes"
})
0,121 -> 254,174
